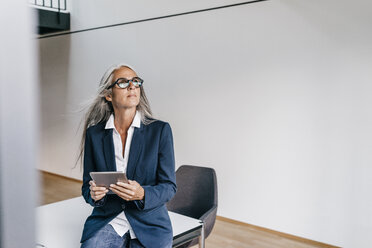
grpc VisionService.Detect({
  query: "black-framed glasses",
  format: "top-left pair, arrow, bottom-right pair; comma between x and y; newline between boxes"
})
107,77 -> 144,89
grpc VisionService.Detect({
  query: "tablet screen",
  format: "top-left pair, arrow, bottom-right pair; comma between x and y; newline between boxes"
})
90,171 -> 128,194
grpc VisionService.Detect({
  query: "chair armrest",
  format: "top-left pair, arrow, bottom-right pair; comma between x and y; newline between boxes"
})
199,204 -> 218,238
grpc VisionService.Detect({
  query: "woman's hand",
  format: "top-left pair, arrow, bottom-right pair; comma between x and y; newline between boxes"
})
89,180 -> 108,201
109,180 -> 145,201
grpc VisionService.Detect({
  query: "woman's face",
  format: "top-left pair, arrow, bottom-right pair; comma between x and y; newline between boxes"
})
105,67 -> 141,110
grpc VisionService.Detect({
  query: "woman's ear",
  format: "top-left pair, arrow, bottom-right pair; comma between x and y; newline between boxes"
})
105,94 -> 112,102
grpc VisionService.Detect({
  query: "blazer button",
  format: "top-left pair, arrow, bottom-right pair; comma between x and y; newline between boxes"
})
121,204 -> 126,210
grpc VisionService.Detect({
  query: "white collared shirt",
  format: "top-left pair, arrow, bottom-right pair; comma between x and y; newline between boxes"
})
105,110 -> 141,239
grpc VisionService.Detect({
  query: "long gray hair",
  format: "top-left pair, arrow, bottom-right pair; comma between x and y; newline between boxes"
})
76,63 -> 156,169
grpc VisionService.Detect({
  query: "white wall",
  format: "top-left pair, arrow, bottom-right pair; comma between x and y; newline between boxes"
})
67,0 -> 252,32
38,0 -> 372,247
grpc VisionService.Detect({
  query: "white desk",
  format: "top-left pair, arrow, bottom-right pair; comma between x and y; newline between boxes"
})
36,197 -> 203,248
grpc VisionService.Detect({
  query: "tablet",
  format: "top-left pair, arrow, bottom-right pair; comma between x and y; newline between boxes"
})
90,171 -> 128,194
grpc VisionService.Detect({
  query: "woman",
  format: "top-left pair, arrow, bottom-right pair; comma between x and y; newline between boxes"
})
78,63 -> 177,248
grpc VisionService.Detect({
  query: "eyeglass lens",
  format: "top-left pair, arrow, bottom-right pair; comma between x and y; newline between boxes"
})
116,78 -> 142,89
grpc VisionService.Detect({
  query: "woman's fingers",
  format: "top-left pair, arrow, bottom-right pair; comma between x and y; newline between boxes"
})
116,182 -> 136,191
91,189 -> 107,200
89,180 -> 107,192
110,181 -> 144,201
91,189 -> 108,196
110,184 -> 134,196
109,187 -> 133,200
90,186 -> 107,192
92,192 -> 106,201
89,179 -> 143,201
89,180 -> 108,201
92,191 -> 106,197
109,182 -> 141,201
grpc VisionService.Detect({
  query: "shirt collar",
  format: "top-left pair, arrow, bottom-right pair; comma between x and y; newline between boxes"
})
105,110 -> 141,130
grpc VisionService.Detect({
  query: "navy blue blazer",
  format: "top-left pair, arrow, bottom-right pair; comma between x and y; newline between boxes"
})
80,119 -> 177,248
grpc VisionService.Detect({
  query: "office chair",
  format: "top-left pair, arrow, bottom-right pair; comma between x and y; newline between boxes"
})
167,165 -> 218,248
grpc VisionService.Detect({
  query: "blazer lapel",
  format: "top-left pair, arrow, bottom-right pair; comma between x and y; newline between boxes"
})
127,125 -> 144,179
103,129 -> 116,171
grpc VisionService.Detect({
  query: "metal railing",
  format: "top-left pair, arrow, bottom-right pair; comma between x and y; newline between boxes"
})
30,0 -> 67,11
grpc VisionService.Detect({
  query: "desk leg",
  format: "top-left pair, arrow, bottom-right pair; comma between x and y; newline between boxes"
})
198,221 -> 205,248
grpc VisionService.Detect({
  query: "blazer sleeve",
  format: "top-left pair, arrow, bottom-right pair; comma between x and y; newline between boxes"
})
140,122 -> 177,210
82,127 -> 107,207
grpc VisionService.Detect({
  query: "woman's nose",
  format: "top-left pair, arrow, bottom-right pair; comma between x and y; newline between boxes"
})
128,81 -> 136,90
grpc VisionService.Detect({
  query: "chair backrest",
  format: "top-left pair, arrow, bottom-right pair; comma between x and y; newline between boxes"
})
167,165 -> 218,219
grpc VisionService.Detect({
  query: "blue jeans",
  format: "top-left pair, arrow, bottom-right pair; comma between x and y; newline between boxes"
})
80,224 -> 144,248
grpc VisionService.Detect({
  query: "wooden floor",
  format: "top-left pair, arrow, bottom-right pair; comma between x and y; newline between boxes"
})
39,171 -> 82,205
39,171 -> 336,248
